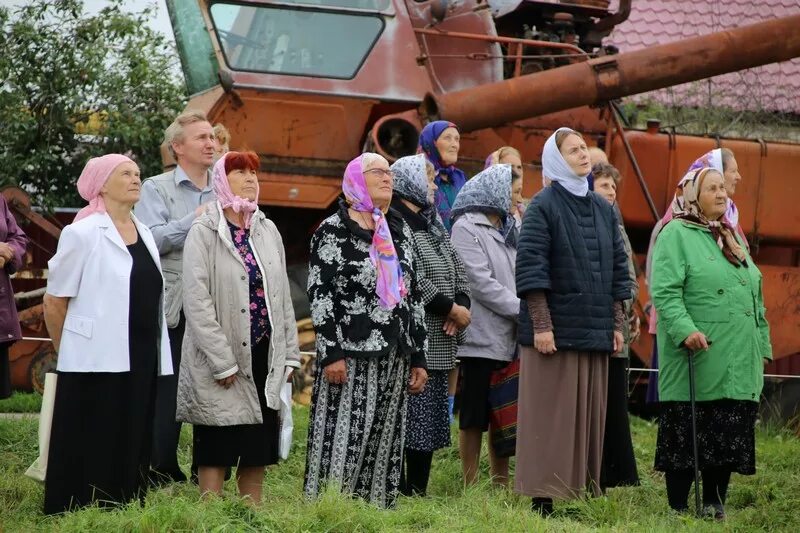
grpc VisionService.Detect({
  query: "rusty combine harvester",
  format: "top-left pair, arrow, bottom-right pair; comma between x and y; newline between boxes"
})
7,1 -> 800,413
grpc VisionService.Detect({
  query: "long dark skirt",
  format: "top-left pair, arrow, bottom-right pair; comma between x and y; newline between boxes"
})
304,349 -> 409,508
43,358 -> 157,514
600,357 -> 640,488
44,234 -> 160,514
405,369 -> 450,452
655,399 -> 758,475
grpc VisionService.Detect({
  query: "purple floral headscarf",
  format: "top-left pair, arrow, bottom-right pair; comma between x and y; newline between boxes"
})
343,153 -> 408,309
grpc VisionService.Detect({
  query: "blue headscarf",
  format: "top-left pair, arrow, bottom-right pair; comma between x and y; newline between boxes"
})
418,120 -> 467,231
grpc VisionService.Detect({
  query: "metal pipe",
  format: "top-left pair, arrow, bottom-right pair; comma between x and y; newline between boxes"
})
423,14 -> 800,131
413,27 -> 588,56
609,103 -> 660,221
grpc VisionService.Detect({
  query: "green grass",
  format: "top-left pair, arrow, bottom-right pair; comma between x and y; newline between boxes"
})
1,408 -> 799,532
0,391 -> 42,413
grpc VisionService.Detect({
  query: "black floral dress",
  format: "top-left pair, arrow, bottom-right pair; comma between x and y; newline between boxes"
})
303,202 -> 428,508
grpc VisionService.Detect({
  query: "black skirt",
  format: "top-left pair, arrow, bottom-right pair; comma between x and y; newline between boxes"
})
654,399 -> 758,475
458,357 -> 503,432
44,236 -> 161,514
193,336 -> 279,468
600,357 -> 640,488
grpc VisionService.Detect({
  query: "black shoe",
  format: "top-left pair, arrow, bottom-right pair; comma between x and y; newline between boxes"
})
532,497 -> 553,517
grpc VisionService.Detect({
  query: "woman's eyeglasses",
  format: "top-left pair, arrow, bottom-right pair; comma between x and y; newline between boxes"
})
364,169 -> 395,179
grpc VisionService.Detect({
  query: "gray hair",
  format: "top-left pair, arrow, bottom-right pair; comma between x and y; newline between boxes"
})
361,152 -> 388,170
163,110 -> 211,159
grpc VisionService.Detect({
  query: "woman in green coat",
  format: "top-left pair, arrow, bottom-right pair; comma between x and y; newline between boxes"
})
651,167 -> 771,520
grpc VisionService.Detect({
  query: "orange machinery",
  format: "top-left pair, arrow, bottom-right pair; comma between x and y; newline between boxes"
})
163,0 -> 800,380
7,1 -> 797,395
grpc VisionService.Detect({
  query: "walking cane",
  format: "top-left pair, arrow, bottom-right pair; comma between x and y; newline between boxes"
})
686,347 -> 702,517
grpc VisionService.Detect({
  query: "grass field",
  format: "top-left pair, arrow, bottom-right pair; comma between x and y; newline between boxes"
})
0,391 -> 43,413
1,404 -> 799,532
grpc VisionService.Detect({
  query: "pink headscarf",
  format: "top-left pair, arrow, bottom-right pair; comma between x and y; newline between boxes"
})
343,153 -> 408,310
212,153 -> 260,229
74,154 -> 135,222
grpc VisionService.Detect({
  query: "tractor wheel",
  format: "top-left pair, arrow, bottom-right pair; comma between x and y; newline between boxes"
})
28,346 -> 57,394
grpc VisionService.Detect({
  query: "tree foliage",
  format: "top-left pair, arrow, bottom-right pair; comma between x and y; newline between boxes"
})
0,0 -> 186,209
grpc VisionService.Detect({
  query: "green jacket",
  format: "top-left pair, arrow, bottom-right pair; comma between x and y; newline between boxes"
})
651,220 -> 772,402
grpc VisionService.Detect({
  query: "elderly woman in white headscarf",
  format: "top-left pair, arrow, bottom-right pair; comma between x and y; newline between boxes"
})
390,154 -> 471,497
514,128 -> 630,515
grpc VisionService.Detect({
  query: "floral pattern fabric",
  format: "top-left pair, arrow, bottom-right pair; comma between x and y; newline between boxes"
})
228,222 -> 271,346
306,202 -> 427,368
655,399 -> 757,475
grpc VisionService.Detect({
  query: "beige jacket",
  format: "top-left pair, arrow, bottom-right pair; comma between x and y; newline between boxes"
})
176,203 -> 300,426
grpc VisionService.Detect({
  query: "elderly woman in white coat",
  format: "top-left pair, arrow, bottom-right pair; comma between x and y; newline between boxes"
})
43,154 -> 173,514
176,151 -> 300,504
450,164 -> 521,487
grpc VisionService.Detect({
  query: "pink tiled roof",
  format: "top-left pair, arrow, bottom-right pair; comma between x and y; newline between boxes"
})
606,0 -> 800,114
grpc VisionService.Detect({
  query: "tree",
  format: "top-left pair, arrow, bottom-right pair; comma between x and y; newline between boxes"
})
0,0 -> 187,209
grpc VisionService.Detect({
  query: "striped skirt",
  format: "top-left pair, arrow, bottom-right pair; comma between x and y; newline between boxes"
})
304,349 -> 409,508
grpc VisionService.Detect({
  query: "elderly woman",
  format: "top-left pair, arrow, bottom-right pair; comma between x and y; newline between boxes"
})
176,151 -> 300,503
591,163 -> 641,491
450,164 -> 520,487
0,196 -> 28,400
645,148 -> 744,404
418,121 -> 466,232
514,128 -> 630,515
42,155 -> 172,514
390,154 -> 471,497
304,152 -> 428,508
651,167 -> 770,519
485,146 -> 526,227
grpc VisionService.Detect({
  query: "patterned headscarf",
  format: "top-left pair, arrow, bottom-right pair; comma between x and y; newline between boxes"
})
672,167 -> 747,267
451,164 -> 516,246
418,120 -> 467,230
390,154 -> 447,243
343,153 -> 408,309
541,127 -> 590,197
212,153 -> 260,229
74,154 -> 135,222
664,149 -> 739,227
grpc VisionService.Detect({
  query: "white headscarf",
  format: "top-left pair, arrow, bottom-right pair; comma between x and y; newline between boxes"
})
541,127 -> 590,197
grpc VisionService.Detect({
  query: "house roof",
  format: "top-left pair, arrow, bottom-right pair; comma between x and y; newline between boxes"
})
606,0 -> 800,114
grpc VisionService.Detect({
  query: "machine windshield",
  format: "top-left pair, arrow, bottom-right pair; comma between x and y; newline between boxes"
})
210,2 -> 385,79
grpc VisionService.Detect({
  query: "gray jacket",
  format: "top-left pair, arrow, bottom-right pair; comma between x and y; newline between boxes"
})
451,212 -> 519,362
135,168 -> 215,327
176,203 -> 300,426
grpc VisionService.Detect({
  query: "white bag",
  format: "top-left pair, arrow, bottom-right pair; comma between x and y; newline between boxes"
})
25,372 -> 58,482
278,378 -> 293,461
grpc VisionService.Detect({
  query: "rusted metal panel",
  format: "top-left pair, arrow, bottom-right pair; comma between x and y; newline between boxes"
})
760,265 -> 800,361
426,14 -> 800,131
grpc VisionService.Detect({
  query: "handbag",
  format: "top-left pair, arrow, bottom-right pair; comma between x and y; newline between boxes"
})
487,357 -> 520,459
25,372 -> 58,482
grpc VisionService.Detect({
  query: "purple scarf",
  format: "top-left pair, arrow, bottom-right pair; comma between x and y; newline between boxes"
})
418,121 -> 467,231
343,154 -> 408,309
